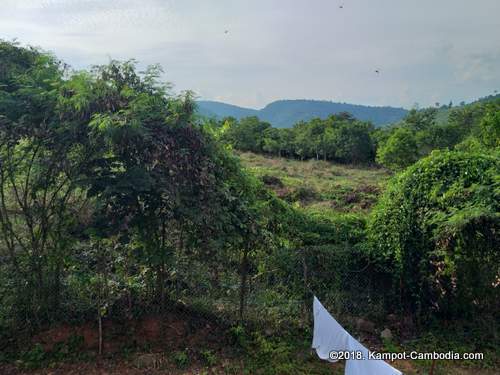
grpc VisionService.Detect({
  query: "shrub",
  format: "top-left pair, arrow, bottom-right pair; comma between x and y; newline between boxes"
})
173,350 -> 189,368
260,174 -> 284,187
376,127 -> 418,171
286,185 -> 318,203
368,150 -> 500,318
200,349 -> 217,366
18,344 -> 46,370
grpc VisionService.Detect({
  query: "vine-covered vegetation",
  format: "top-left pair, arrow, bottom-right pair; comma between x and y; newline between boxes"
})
0,40 -> 499,373
369,151 -> 499,318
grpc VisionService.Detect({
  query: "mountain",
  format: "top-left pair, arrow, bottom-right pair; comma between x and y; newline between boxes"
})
196,99 -> 408,127
196,101 -> 259,119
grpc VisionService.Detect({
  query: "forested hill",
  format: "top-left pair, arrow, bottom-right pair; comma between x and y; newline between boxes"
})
435,93 -> 500,124
197,99 -> 408,127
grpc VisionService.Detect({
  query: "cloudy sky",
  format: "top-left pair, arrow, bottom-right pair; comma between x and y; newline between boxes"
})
1,0 -> 499,108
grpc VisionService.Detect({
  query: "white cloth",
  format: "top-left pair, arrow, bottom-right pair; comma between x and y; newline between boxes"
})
345,335 -> 402,375
312,296 -> 350,362
312,296 -> 402,374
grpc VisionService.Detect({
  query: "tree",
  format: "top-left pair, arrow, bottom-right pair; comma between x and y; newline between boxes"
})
330,121 -> 374,164
292,121 -> 312,160
478,105 -> 500,149
70,62 -> 234,310
222,116 -> 271,153
403,108 -> 437,132
0,41 -> 94,324
376,127 -> 418,171
262,127 -> 283,156
278,128 -> 295,157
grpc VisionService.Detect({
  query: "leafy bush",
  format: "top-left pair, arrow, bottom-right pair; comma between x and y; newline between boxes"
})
286,185 -> 318,203
18,344 -> 46,370
376,127 -> 418,171
260,174 -> 284,187
200,349 -> 217,366
368,150 -> 500,318
173,350 -> 189,368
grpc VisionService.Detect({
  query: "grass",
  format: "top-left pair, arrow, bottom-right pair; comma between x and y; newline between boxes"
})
3,152 -> 495,374
239,152 -> 390,214
238,152 -> 500,374
4,335 -> 496,375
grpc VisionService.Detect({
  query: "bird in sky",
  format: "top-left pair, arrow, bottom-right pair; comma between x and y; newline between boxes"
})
224,30 -> 229,34
375,70 -> 380,74
339,5 -> 344,9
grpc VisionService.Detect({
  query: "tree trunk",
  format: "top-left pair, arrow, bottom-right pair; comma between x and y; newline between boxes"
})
156,263 -> 166,311
429,359 -> 437,375
97,242 -> 104,356
98,312 -> 103,356
239,247 -> 249,322
156,221 -> 167,313
53,261 -> 61,312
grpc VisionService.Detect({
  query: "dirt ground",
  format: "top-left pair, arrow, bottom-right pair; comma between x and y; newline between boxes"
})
0,353 -> 500,375
1,356 -> 497,375
2,311 -> 496,375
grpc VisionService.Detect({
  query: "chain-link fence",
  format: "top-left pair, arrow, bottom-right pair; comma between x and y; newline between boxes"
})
0,238 -> 397,365
121,241 -> 395,339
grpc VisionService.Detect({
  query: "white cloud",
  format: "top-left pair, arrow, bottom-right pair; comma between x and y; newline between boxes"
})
1,0 -> 499,108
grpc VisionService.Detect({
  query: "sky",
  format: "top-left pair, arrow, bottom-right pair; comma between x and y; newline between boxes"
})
1,0 -> 499,109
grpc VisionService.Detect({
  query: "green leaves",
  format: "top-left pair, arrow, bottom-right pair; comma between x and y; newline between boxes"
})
218,112 -> 376,164
376,127 -> 418,171
368,150 -> 499,316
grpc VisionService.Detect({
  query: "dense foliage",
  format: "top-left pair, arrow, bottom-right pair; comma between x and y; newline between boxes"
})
218,113 -> 375,164
369,150 -> 500,318
215,100 -> 500,171
376,103 -> 500,170
0,41 -> 281,334
1,40 -> 499,371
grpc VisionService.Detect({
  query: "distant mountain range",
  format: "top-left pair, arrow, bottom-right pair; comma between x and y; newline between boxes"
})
196,99 -> 409,127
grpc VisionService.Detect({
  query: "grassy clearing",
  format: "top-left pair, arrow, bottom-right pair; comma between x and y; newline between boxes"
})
239,152 -> 390,214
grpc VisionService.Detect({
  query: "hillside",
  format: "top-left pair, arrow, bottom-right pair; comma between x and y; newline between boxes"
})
197,99 -> 408,127
196,100 -> 259,119
435,93 -> 500,124
239,152 -> 390,214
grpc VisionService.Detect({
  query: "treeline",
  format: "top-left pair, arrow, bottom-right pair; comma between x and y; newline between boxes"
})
213,113 -> 376,164
375,102 -> 500,170
207,99 -> 500,170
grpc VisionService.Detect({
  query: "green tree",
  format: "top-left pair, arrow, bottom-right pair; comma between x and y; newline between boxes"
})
376,127 -> 418,170
222,116 -> 271,153
403,108 -> 437,132
330,121 -> 374,163
262,127 -> 283,156
478,105 -> 500,148
292,121 -> 312,160
0,41 -> 94,324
